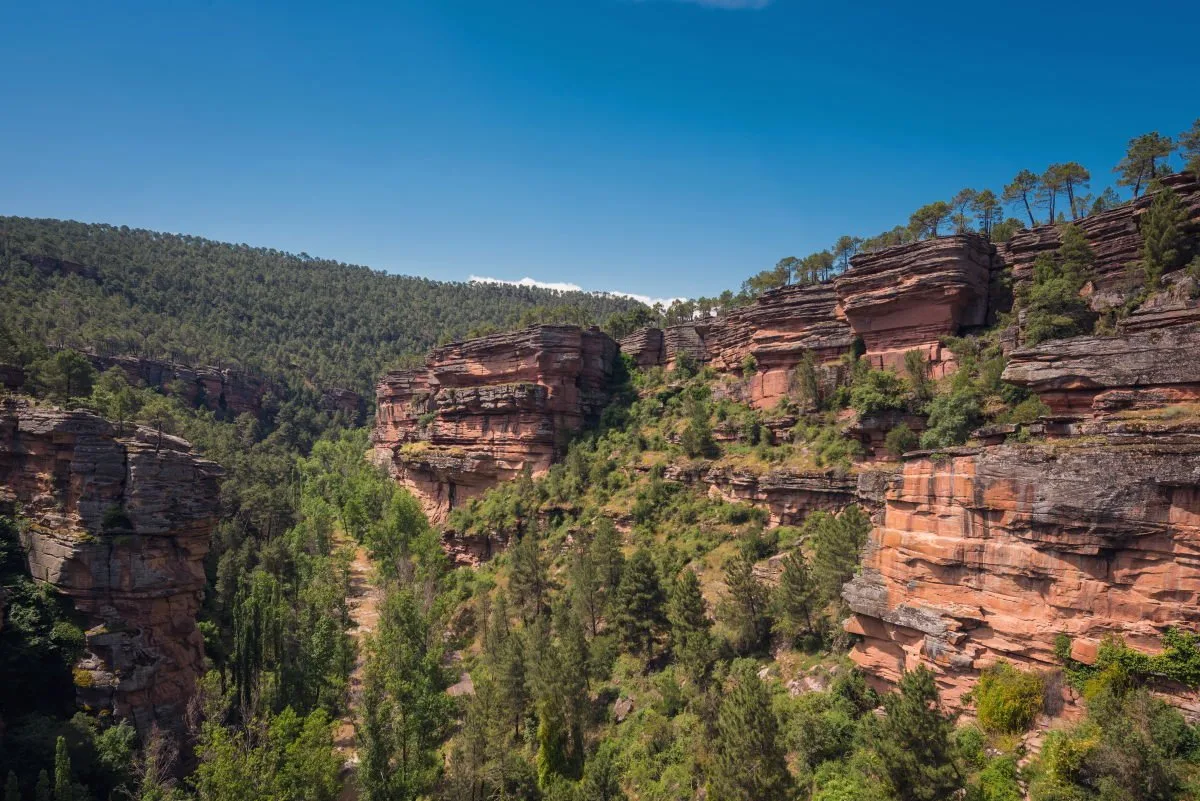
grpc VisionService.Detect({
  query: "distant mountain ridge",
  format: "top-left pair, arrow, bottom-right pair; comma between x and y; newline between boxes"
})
0,217 -> 645,394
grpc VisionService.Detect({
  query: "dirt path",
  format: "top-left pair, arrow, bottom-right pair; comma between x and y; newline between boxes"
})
335,541 -> 382,801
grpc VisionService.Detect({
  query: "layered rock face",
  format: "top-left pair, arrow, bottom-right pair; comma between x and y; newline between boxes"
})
835,234 -> 996,377
1002,325 -> 1200,416
89,354 -> 272,417
0,399 -> 222,732
373,326 -> 616,522
661,462 -> 859,527
999,173 -> 1200,307
848,307 -> 1200,713
844,440 -> 1200,710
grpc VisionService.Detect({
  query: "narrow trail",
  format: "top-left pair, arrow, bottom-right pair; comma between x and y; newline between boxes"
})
335,540 -> 382,801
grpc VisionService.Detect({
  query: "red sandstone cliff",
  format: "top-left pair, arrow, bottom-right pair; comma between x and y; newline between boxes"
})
999,173 -> 1200,308
87,354 -> 273,417
846,314 -> 1200,714
0,399 -> 222,733
372,326 -> 616,522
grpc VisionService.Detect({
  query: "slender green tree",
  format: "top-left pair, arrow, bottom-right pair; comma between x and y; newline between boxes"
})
53,736 -> 72,801
611,548 -> 667,659
950,189 -> 978,233
5,772 -> 19,801
720,550 -> 771,655
1116,131 -> 1174,197
772,550 -> 818,645
1180,118 -> 1200,175
509,530 -> 550,622
1140,185 -> 1191,288
35,771 -> 50,801
971,189 -> 1002,237
1003,169 -> 1041,226
668,568 -> 714,681
868,666 -> 962,801
707,664 -> 793,801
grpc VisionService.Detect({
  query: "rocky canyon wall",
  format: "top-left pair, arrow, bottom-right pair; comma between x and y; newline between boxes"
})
0,399 -> 222,733
372,325 -> 616,523
844,313 -> 1200,713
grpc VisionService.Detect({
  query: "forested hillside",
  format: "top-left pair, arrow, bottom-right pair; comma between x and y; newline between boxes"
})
0,218 -> 645,393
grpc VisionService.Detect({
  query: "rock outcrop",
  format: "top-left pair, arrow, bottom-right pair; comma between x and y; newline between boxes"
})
999,173 -> 1200,308
372,326 -> 616,522
663,463 -> 859,527
88,354 -> 273,417
843,438 -> 1200,712
0,399 -> 222,733
1002,325 -> 1200,416
835,234 -> 997,377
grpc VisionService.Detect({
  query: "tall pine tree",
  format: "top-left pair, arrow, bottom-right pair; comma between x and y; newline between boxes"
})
707,664 -> 793,801
611,549 -> 667,659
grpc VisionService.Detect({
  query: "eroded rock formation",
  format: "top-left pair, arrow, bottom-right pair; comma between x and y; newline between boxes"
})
0,399 -> 222,732
843,439 -> 1200,711
88,353 -> 273,417
999,173 -> 1200,308
372,326 -> 616,522
835,234 -> 996,376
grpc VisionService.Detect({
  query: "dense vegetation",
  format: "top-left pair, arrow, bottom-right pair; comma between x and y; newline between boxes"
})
0,219 -> 645,394
3,118 -> 1200,799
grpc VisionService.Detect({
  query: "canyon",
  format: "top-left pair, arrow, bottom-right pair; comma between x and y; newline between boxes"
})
0,399 -> 222,734
371,179 -> 1200,717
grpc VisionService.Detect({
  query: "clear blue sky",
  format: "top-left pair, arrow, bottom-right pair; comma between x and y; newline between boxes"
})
3,0 -> 1197,302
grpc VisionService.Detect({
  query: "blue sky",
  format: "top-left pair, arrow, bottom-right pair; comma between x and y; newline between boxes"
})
2,0 -> 1197,303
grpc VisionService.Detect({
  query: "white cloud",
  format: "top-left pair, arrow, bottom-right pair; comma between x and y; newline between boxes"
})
469,275 -> 685,310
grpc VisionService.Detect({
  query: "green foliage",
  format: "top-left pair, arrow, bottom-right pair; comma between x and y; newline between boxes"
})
974,662 -> 1045,734
771,550 -> 818,646
0,218 -> 643,394
193,703 -> 343,801
611,549 -> 668,659
793,417 -> 864,472
707,663 -> 794,801
919,386 -> 982,449
809,506 -> 872,611
27,350 -> 96,402
1140,186 -> 1193,288
868,666 -> 962,801
741,353 -> 758,378
884,423 -> 918,457
719,549 -> 771,655
1018,225 -> 1097,346
668,569 -> 714,683
849,368 -> 909,417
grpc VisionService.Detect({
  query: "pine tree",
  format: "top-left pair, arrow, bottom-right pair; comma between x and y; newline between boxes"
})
707,664 -> 793,801
611,548 -> 667,659
869,666 -> 962,801
811,506 -> 871,607
509,530 -> 549,622
1140,186 -> 1191,288
668,569 -> 714,682
772,550 -> 818,645
4,772 -> 19,801
720,550 -> 771,655
53,737 -> 72,801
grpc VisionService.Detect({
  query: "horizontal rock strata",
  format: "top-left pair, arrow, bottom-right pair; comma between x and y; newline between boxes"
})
843,439 -> 1200,713
836,234 -> 997,376
0,399 -> 222,733
372,326 -> 616,522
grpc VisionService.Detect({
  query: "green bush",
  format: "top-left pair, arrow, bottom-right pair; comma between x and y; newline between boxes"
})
920,387 -> 981,449
884,423 -> 919,457
974,662 -> 1044,734
1018,225 -> 1096,346
849,368 -> 908,417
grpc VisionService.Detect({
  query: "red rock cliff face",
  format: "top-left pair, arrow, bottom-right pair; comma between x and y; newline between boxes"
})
998,173 -> 1200,308
843,440 -> 1200,712
835,234 -> 997,377
0,399 -> 222,733
372,326 -> 616,523
847,311 -> 1200,714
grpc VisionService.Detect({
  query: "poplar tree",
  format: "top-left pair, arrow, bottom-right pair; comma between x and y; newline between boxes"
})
53,737 -> 72,801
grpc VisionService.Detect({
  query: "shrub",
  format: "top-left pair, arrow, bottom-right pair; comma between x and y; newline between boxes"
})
1018,225 -> 1096,346
884,423 -> 919,457
849,368 -> 908,417
920,387 -> 981,449
975,662 -> 1044,734
741,353 -> 758,378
